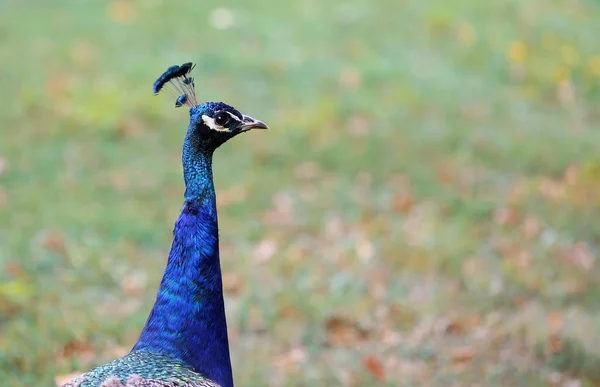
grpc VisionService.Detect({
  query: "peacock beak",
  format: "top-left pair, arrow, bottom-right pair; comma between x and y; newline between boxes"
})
239,115 -> 269,131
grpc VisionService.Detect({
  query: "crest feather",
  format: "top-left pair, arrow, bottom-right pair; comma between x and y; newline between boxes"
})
153,62 -> 198,108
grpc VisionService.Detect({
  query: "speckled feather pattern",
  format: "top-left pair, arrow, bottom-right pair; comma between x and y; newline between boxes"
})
62,351 -> 220,387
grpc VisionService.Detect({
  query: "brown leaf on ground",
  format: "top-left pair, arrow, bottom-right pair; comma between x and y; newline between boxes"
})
563,242 -> 595,271
564,164 -> 579,186
493,238 -> 518,258
61,340 -> 95,359
563,278 -> 589,295
436,163 -> 454,185
363,355 -> 386,382
539,178 -> 565,202
450,345 -> 475,364
121,273 -> 146,296
553,244 -> 593,272
273,347 -> 308,375
493,206 -> 520,226
513,250 -> 531,269
324,315 -> 371,348
548,334 -> 562,354
393,193 -> 414,213
46,73 -> 70,99
4,261 -> 24,277
58,340 -> 96,370
278,305 -> 304,320
548,312 -> 563,333
222,272 -> 244,296
39,229 -> 66,254
435,315 -> 479,337
522,215 -> 541,239
511,295 -> 529,307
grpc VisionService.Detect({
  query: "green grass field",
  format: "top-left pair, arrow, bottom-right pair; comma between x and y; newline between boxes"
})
1,0 -> 600,385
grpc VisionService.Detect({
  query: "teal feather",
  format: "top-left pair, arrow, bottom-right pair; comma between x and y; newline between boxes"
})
61,351 -> 219,387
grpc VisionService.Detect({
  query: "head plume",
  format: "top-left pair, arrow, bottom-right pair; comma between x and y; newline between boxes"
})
153,62 -> 198,109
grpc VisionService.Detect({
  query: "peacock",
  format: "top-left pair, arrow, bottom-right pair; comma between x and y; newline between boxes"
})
62,63 -> 269,387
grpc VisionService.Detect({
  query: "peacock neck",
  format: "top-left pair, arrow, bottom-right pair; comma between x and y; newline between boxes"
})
133,147 -> 233,387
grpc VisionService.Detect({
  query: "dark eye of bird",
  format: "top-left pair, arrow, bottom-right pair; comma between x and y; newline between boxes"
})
214,113 -> 230,126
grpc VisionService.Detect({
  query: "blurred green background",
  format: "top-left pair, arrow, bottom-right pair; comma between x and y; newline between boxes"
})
1,0 -> 600,386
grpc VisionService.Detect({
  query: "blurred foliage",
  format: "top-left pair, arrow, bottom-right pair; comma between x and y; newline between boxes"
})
1,0 -> 600,386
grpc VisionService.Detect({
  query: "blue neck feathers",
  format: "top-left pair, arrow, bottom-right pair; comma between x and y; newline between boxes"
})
133,130 -> 233,387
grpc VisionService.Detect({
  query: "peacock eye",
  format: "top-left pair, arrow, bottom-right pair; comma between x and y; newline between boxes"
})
214,112 -> 230,127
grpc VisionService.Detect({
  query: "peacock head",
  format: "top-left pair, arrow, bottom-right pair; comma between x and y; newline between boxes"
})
153,62 -> 268,151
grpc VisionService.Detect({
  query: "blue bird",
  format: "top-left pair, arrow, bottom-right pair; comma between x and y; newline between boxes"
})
62,63 -> 268,387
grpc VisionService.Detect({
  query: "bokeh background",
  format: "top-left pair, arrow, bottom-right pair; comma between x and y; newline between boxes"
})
1,0 -> 600,386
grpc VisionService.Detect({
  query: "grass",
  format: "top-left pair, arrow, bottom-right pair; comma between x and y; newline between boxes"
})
1,0 -> 600,385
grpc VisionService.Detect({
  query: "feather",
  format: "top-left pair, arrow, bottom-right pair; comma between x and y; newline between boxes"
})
62,351 -> 220,387
152,62 -> 198,108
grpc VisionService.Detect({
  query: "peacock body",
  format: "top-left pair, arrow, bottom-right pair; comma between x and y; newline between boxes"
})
62,63 -> 268,387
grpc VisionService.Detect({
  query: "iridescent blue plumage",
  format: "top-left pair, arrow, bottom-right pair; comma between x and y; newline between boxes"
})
152,62 -> 198,109
152,62 -> 195,94
62,63 -> 268,387
175,94 -> 188,108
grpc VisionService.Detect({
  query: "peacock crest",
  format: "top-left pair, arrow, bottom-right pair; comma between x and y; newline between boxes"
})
152,62 -> 198,109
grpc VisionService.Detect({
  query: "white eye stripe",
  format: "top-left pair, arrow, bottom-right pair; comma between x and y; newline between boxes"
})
201,114 -> 230,132
224,111 -> 242,122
